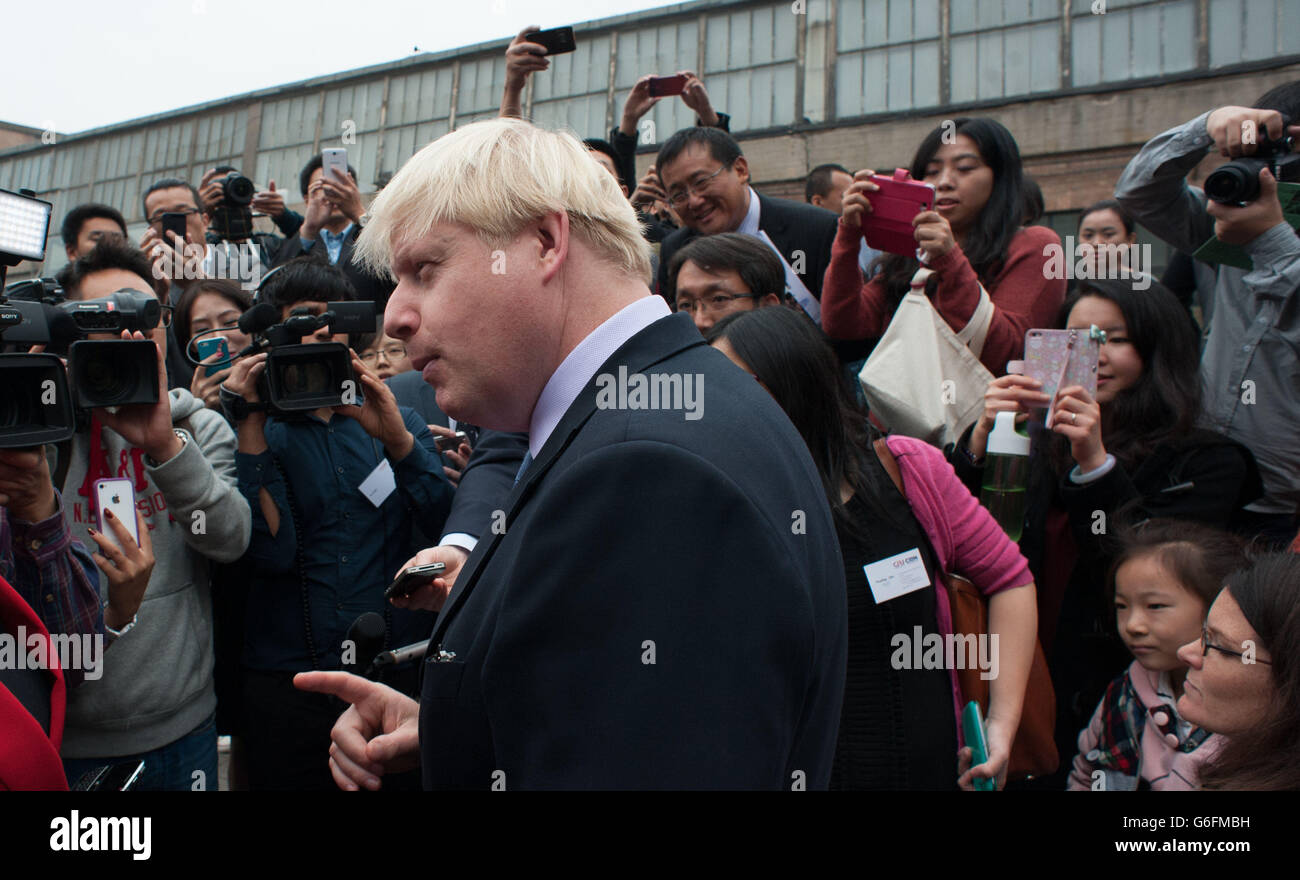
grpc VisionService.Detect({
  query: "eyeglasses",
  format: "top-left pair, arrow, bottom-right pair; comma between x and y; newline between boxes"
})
1202,621 -> 1271,665
147,208 -> 200,226
666,164 -> 730,207
675,292 -> 758,315
360,344 -> 407,364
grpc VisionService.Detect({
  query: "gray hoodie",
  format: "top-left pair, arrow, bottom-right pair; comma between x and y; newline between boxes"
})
54,389 -> 251,758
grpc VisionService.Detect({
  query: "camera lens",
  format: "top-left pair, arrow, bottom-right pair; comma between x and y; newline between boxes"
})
1204,161 -> 1261,205
223,173 -> 255,207
70,340 -> 157,408
0,384 -> 38,430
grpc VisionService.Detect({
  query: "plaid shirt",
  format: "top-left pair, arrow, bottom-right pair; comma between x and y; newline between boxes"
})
0,491 -> 104,646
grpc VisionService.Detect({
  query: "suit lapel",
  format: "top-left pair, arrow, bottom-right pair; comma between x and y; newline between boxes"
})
429,313 -> 705,643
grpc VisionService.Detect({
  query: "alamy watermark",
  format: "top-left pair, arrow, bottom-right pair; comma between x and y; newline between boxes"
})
0,626 -> 103,680
1042,237 -> 1152,290
595,366 -> 704,421
890,627 -> 999,681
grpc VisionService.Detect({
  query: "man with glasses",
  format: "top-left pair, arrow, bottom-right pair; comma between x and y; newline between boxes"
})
49,237 -> 251,790
665,233 -> 787,335
653,129 -> 842,343
139,178 -> 219,390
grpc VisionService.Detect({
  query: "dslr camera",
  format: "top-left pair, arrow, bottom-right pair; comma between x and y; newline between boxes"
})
1205,116 -> 1300,205
218,171 -> 255,207
1,283 -> 163,449
221,299 -> 376,419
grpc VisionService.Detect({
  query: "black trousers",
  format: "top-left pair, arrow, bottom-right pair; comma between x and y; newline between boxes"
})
241,668 -> 341,791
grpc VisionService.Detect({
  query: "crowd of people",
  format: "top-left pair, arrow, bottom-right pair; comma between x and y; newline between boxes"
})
2,33 -> 1298,791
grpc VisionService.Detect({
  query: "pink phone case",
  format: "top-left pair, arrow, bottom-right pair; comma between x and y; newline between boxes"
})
1021,328 -> 1101,424
860,168 -> 936,257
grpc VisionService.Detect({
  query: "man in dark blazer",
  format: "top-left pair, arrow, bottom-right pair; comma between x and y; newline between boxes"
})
272,155 -> 395,311
296,117 -> 847,790
653,127 -> 869,363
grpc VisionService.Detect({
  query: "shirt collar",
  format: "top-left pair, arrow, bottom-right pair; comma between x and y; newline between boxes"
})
322,222 -> 354,243
736,186 -> 761,236
527,295 -> 672,459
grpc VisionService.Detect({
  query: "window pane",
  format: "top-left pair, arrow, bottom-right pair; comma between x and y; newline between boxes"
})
1132,6 -> 1160,78
978,30 -> 1002,99
1072,14 -> 1101,86
865,0 -> 888,47
950,35 -> 977,103
913,40 -> 940,108
1162,1 -> 1196,72
1209,0 -> 1243,68
887,45 -> 911,110
1102,9 -> 1132,82
1029,22 -> 1060,91
838,0 -> 865,52
1004,26 -> 1031,96
915,0 -> 940,38
888,0 -> 911,42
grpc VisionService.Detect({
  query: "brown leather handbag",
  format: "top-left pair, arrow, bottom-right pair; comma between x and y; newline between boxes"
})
873,438 -> 1058,781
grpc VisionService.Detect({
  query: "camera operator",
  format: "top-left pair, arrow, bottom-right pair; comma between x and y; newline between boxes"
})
219,257 -> 453,790
51,237 -> 251,791
199,165 -> 303,271
1115,82 -> 1300,545
272,157 -> 394,312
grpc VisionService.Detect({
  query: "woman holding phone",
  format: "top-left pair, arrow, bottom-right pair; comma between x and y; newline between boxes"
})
950,278 -> 1260,786
174,279 -> 253,413
821,117 -> 1065,375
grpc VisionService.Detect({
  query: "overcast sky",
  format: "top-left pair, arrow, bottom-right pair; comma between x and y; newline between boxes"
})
9,0 -> 682,134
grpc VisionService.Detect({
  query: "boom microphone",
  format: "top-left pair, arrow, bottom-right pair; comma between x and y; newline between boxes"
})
237,302 -> 279,335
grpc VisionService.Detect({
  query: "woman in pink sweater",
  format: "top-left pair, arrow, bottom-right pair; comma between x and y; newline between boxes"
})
821,117 -> 1065,375
708,306 -> 1037,791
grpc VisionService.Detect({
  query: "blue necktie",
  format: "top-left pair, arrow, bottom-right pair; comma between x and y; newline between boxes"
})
513,452 -> 533,487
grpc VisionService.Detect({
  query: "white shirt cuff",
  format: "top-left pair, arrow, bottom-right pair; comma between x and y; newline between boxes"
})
439,533 -> 478,554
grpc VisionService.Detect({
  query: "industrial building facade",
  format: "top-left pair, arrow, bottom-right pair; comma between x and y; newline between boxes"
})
1,0 -> 1297,281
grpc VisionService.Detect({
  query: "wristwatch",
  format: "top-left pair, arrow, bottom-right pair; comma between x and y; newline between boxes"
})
145,428 -> 188,467
219,385 -> 268,422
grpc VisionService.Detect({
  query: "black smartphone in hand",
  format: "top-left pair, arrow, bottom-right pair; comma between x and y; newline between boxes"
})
435,431 -> 468,453
161,212 -> 187,246
384,562 -> 447,601
526,26 -> 576,55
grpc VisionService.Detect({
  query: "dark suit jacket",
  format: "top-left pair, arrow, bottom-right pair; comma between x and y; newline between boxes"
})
418,312 -> 848,789
272,224 -> 395,313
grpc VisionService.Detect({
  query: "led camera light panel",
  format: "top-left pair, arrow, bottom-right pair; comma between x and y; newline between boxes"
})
0,189 -> 53,263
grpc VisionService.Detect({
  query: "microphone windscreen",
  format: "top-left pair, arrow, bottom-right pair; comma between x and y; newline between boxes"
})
238,302 -> 279,335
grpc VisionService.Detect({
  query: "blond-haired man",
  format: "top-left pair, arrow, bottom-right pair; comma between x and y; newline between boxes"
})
296,118 -> 847,790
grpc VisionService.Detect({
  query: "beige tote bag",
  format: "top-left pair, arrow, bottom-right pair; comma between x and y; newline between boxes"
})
858,267 -> 995,449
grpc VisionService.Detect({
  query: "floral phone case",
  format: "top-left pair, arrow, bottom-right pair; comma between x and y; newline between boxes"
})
1021,328 -> 1101,421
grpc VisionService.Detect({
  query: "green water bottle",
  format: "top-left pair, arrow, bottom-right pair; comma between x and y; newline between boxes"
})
980,411 -> 1031,542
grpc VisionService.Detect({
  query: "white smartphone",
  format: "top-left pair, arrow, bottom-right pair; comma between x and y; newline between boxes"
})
93,478 -> 140,550
321,148 -> 349,185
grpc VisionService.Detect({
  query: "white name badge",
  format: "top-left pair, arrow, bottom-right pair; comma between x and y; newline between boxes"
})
864,547 -> 931,603
358,458 -> 397,508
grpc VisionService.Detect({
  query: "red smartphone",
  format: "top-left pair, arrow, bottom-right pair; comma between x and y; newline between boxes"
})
525,26 -> 576,56
648,74 -> 687,97
859,168 -> 936,257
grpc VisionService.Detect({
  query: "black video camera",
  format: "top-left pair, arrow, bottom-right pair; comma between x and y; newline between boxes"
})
0,286 -> 162,449
240,300 -> 376,418
1205,117 -> 1300,205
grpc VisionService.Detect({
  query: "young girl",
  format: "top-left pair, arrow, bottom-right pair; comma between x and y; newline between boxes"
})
1068,520 -> 1247,789
821,116 -> 1065,374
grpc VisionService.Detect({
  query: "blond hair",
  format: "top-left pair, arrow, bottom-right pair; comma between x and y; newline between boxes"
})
354,117 -> 650,283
